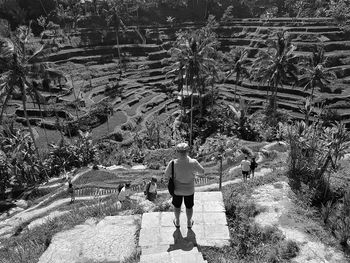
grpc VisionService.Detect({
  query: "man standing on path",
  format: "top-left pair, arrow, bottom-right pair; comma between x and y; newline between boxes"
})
241,156 -> 251,183
67,177 -> 75,204
144,177 -> 158,201
250,156 -> 258,179
165,143 -> 204,229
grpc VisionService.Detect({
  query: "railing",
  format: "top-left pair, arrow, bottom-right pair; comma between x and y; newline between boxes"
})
74,176 -> 214,197
75,187 -> 119,197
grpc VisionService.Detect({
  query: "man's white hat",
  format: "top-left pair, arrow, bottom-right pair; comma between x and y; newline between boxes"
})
176,142 -> 189,151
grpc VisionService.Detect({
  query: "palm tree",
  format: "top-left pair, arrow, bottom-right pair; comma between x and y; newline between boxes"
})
252,31 -> 299,115
225,47 -> 250,104
104,2 -> 128,70
299,46 -> 337,101
163,16 -> 219,146
0,27 -> 47,156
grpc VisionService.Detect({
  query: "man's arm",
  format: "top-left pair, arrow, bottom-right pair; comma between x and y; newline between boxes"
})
194,159 -> 205,174
164,161 -> 172,180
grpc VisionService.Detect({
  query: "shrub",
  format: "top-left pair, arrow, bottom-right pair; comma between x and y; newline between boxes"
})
148,162 -> 161,170
144,148 -> 175,165
327,0 -> 350,24
240,146 -> 253,157
204,173 -> 300,263
121,120 -> 136,131
0,125 -> 48,192
285,120 -> 350,205
221,5 -> 234,22
108,130 -> 123,142
46,131 -> 97,177
281,240 -> 300,259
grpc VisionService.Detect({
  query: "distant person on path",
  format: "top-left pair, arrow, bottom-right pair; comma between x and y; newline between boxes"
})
144,177 -> 158,201
165,143 -> 204,229
118,183 -> 131,202
241,156 -> 251,182
250,157 -> 258,179
68,177 -> 75,204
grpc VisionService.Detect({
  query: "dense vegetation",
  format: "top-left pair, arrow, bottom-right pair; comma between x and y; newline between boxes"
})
0,0 -> 349,258
1,0 -> 350,33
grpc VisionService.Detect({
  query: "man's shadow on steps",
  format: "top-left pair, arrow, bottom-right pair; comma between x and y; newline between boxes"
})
167,228 -> 197,252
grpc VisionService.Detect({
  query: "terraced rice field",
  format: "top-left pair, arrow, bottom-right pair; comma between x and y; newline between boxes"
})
6,17 -> 350,145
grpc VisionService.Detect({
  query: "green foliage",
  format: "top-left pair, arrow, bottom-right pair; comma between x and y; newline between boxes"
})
285,120 -> 350,205
252,31 -> 299,117
0,123 -> 47,192
220,5 -> 234,23
198,134 -> 238,161
240,146 -> 253,157
163,15 -> 221,144
0,0 -> 56,32
327,0 -> 350,24
144,115 -> 173,149
299,46 -> 337,100
46,131 -> 97,177
202,172 -> 299,262
144,148 -> 175,167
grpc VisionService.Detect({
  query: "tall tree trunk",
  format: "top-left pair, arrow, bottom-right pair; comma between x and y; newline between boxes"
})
38,103 -> 49,146
235,72 -> 240,106
219,157 -> 223,190
199,86 -> 203,117
71,77 -> 80,126
106,107 -> 110,135
21,86 -> 40,157
183,77 -> 187,118
211,83 -> 214,110
190,84 -> 194,147
116,31 -> 121,70
0,87 -> 13,124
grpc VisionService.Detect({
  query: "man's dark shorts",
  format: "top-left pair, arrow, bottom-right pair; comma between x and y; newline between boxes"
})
172,194 -> 194,209
242,171 -> 249,177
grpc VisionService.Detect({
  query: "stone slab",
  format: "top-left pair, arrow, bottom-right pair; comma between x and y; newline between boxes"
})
38,215 -> 141,263
139,191 -> 230,254
141,248 -> 206,263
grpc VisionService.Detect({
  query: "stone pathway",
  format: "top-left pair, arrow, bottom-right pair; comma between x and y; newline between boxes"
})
38,215 -> 141,263
139,192 -> 230,263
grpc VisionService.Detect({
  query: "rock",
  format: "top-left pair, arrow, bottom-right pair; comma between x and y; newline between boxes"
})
38,215 -> 141,263
156,199 -> 172,212
131,164 -> 147,170
138,200 -> 156,213
14,200 -> 28,209
105,165 -> 127,171
262,141 -> 288,152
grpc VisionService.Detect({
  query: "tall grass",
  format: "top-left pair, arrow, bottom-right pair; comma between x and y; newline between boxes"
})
201,171 -> 300,263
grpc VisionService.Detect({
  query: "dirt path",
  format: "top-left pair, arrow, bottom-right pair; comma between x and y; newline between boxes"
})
252,181 -> 348,263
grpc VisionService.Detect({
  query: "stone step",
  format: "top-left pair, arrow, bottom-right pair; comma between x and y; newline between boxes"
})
139,192 -> 230,259
140,248 -> 206,263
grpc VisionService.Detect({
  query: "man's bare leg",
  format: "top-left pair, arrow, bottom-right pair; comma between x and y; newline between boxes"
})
174,207 -> 181,225
186,208 -> 193,227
